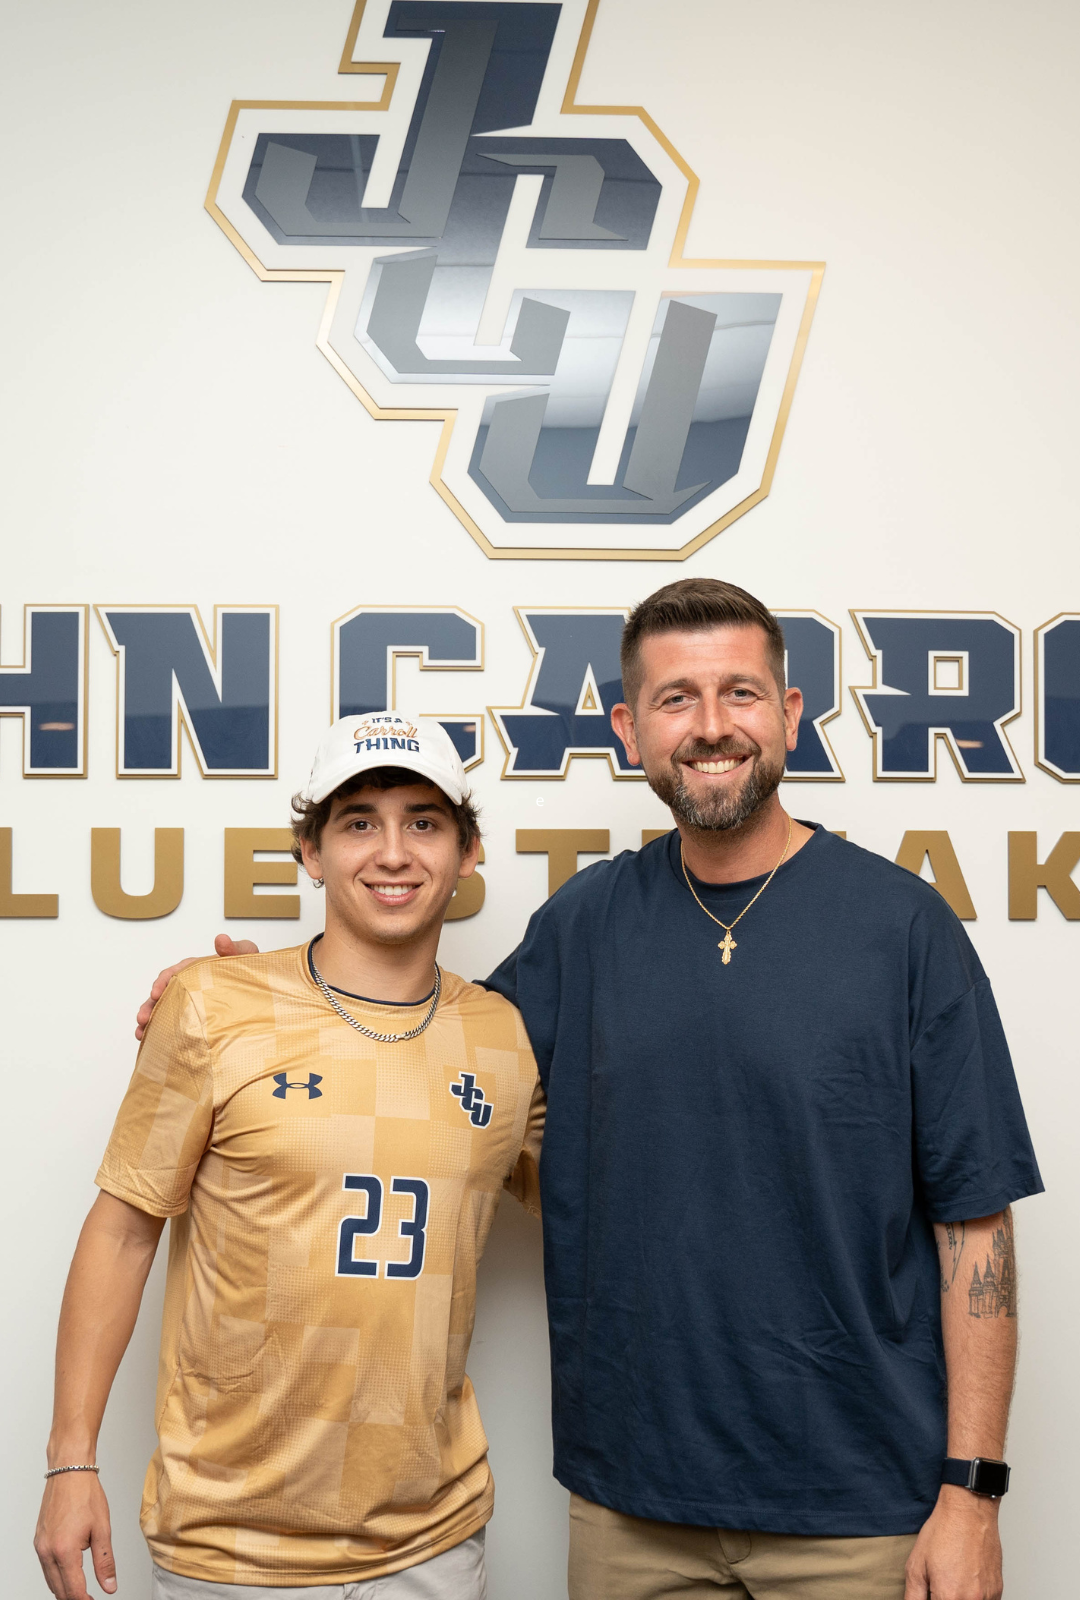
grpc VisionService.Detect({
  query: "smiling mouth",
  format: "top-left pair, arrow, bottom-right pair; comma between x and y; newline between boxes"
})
365,882 -> 422,906
686,756 -> 749,775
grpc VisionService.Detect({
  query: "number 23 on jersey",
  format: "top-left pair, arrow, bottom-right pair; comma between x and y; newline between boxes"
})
336,1174 -> 429,1280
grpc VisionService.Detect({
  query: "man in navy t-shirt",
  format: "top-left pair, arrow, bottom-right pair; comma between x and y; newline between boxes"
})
141,579 -> 1041,1600
483,579 -> 1040,1600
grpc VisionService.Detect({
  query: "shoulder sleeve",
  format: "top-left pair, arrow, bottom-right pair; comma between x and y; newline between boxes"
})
484,904 -> 562,1085
912,976 -> 1044,1222
482,941 -> 521,1008
95,978 -> 214,1217
504,1075 -> 546,1218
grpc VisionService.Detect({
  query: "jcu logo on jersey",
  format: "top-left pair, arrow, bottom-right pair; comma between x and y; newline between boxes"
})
207,0 -> 822,561
450,1072 -> 493,1128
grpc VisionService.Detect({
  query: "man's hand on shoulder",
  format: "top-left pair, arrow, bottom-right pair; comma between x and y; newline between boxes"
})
35,1469 -> 115,1599
135,934 -> 260,1040
904,1485 -> 1003,1600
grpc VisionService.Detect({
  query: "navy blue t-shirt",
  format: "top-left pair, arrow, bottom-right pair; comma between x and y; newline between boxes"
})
484,825 -> 1042,1536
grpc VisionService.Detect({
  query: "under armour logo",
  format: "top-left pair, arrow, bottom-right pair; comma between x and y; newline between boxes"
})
272,1072 -> 323,1099
450,1072 -> 492,1129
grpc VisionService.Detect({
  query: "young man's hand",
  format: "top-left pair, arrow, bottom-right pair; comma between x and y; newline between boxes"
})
904,1485 -> 1003,1600
135,935 -> 260,1040
35,1470 -> 116,1599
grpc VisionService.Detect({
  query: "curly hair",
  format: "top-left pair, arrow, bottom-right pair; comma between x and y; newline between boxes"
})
290,765 -> 481,873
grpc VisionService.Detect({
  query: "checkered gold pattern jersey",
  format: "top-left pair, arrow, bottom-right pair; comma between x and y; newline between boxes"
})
96,945 -> 544,1587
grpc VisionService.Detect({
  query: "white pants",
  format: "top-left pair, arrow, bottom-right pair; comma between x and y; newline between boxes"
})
151,1531 -> 486,1599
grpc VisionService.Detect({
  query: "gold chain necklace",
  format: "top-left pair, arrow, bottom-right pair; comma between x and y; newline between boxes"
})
681,816 -> 793,965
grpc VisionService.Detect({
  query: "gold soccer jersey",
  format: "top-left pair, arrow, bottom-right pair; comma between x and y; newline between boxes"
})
95,945 -> 544,1586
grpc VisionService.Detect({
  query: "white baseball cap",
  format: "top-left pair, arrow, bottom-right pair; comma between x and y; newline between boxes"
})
301,711 -> 469,806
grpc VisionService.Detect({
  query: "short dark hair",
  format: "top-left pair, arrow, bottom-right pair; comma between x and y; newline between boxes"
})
620,578 -> 786,707
290,766 -> 481,869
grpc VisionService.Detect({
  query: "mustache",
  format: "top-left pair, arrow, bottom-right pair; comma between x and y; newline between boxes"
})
673,735 -> 761,765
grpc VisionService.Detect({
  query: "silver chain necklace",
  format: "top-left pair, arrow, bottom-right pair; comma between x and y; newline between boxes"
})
309,951 -> 442,1043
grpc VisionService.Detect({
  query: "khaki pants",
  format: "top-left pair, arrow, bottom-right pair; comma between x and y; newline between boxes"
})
568,1495 -> 917,1600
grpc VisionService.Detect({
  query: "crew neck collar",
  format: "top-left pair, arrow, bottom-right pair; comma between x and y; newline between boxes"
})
668,820 -> 825,898
305,937 -> 438,1008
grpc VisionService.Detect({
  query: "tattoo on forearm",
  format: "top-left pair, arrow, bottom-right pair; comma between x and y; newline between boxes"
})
938,1221 -> 965,1291
967,1210 -> 1017,1319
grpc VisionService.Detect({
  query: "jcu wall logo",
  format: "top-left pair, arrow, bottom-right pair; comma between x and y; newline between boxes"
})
206,0 -> 823,560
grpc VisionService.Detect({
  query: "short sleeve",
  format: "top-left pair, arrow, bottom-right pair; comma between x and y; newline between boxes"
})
504,1075 -> 546,1217
95,978 -> 214,1217
482,942 -> 521,1008
484,908 -> 562,1086
911,977 -> 1043,1222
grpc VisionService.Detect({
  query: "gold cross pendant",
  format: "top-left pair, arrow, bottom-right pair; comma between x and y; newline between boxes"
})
718,930 -> 737,964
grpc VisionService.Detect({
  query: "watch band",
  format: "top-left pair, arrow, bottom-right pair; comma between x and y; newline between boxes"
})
942,1457 -> 1011,1496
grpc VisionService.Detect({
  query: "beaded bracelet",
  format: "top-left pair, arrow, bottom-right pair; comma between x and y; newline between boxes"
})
44,1465 -> 100,1479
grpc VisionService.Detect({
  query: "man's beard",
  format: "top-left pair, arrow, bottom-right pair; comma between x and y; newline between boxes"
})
646,737 -> 786,832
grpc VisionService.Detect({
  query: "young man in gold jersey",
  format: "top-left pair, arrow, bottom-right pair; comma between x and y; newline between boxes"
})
35,713 -> 544,1600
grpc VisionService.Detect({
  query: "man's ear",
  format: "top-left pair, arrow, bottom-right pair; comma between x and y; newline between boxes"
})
610,703 -> 642,767
299,835 -> 324,883
456,831 -> 482,880
782,687 -> 804,753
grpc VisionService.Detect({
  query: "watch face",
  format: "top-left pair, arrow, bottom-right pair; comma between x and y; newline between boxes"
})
971,1459 -> 1010,1496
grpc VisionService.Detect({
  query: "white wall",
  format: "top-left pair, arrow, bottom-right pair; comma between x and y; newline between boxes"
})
2,1 -> 1076,1595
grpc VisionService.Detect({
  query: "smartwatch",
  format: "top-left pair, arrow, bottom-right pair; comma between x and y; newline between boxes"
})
942,1457 -> 1011,1497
